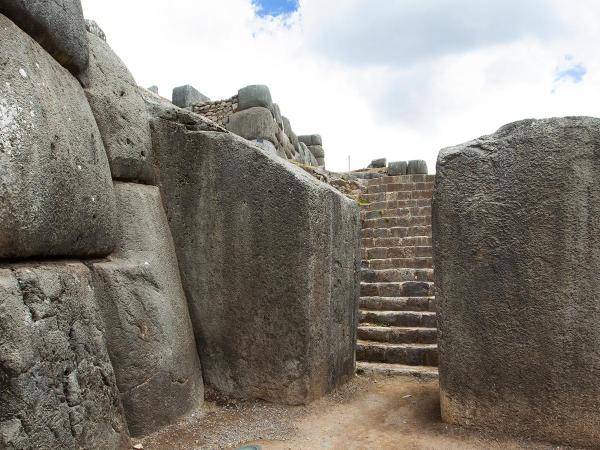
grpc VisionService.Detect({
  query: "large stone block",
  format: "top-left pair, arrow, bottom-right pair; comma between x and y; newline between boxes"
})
388,161 -> 407,176
151,120 -> 361,405
84,32 -> 156,184
0,1 -> 88,77
407,159 -> 428,174
172,84 -> 210,109
308,144 -> 325,159
0,262 -> 130,450
0,15 -> 117,259
298,134 -> 322,146
91,182 -> 203,437
237,84 -> 272,111
225,106 -> 278,144
433,117 -> 600,447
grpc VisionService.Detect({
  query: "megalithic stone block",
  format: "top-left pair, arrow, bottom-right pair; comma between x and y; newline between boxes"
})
0,14 -> 117,260
91,182 -> 204,437
237,84 -> 273,111
368,158 -> 387,168
84,32 -> 156,184
407,160 -> 428,174
298,134 -> 322,146
0,262 -> 130,450
388,161 -> 408,176
150,120 -> 361,405
433,117 -> 600,448
0,1 -> 89,77
225,106 -> 278,144
172,84 -> 210,108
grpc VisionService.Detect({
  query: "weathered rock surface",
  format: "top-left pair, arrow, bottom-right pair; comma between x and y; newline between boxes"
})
91,182 -> 203,437
298,134 -> 322,146
172,85 -> 210,109
388,161 -> 407,176
368,158 -> 387,168
237,84 -> 272,111
433,117 -> 600,447
225,106 -> 278,144
0,262 -> 130,450
308,144 -> 325,159
84,32 -> 156,184
407,159 -> 428,174
0,1 -> 89,76
0,15 -> 117,259
85,19 -> 106,42
151,120 -> 361,405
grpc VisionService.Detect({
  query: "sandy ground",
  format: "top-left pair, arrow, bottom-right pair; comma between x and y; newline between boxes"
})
139,374 -> 574,450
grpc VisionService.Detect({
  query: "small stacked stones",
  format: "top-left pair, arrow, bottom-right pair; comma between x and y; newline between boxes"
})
193,95 -> 238,126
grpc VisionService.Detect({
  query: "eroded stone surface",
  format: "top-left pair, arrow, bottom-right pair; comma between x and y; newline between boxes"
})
0,1 -> 89,76
151,120 -> 361,405
0,262 -> 130,450
91,182 -> 203,437
0,15 -> 117,259
433,117 -> 600,447
84,32 -> 156,184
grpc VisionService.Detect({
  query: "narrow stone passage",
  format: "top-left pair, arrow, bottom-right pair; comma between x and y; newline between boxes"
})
356,174 -> 438,377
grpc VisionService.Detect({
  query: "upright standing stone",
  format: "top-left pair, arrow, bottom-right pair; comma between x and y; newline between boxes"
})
237,85 -> 272,111
172,85 -> 210,108
0,1 -> 89,77
225,106 -> 278,145
368,158 -> 387,168
91,182 -> 203,437
84,32 -> 156,184
151,120 -> 361,405
298,134 -> 322,146
0,15 -> 117,259
433,117 -> 600,447
0,262 -> 130,450
407,160 -> 428,174
387,161 -> 407,176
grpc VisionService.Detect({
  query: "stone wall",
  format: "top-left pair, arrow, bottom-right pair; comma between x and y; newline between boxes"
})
193,95 -> 238,126
0,4 -> 360,447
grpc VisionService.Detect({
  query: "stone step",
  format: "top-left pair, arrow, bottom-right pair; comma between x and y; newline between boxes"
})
361,268 -> 434,283
364,245 -> 432,260
363,257 -> 433,270
365,174 -> 435,186
360,296 -> 436,312
359,310 -> 437,327
356,361 -> 438,379
356,340 -> 438,366
362,216 -> 431,229
366,182 -> 434,194
362,206 -> 432,220
358,325 -> 437,344
361,236 -> 432,249
360,281 -> 435,297
361,190 -> 433,203
361,225 -> 432,239
362,198 -> 431,212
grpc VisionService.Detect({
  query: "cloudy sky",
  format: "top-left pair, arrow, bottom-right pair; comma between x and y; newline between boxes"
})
81,0 -> 600,172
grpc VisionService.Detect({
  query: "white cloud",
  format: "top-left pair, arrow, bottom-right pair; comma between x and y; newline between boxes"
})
80,0 -> 600,173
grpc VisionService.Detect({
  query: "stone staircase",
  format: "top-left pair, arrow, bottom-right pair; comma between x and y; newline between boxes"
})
356,174 -> 438,378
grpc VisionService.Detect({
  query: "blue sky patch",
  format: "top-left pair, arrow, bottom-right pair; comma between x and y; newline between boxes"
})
555,61 -> 587,84
254,0 -> 299,17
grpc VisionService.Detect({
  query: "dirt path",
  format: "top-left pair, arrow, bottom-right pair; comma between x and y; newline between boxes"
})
140,375 -> 571,450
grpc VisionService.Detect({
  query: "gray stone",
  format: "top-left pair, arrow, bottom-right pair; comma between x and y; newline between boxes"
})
172,85 -> 210,108
148,85 -> 159,95
225,107 -> 278,145
0,2 -> 88,77
368,158 -> 387,168
316,157 -> 326,167
271,103 -> 283,129
91,182 -> 204,437
0,16 -> 117,260
433,117 -> 600,447
0,262 -> 130,450
299,142 -> 318,166
85,19 -> 106,41
298,134 -> 322,146
308,145 -> 325,159
237,84 -> 272,111
84,32 -> 156,184
407,159 -> 428,174
282,116 -> 294,138
150,120 -> 361,405
251,138 -> 281,158
388,161 -> 408,176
